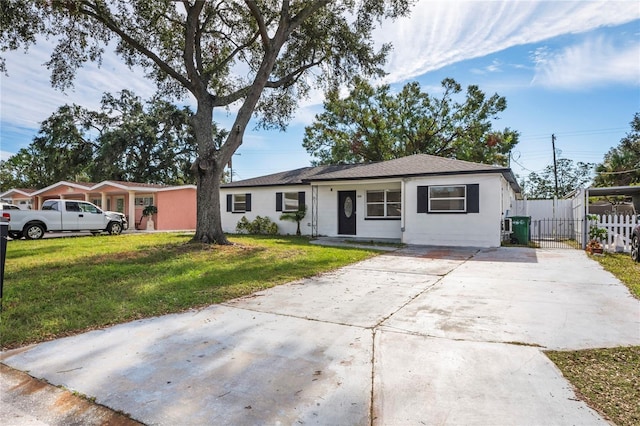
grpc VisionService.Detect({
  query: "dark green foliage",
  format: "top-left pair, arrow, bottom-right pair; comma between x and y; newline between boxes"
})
279,205 -> 308,236
236,216 -> 278,235
0,90 -> 197,191
594,113 -> 640,187
303,78 -> 519,166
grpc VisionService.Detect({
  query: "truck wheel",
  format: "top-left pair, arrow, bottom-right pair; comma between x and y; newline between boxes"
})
24,223 -> 45,240
108,221 -> 123,235
8,231 -> 23,240
632,235 -> 639,263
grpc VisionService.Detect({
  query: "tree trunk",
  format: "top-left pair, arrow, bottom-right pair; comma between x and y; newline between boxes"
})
191,96 -> 230,245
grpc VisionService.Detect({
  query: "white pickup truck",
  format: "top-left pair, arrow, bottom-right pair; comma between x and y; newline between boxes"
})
3,199 -> 128,240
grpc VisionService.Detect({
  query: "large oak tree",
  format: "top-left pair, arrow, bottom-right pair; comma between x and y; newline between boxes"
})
1,0 -> 411,244
303,77 -> 519,166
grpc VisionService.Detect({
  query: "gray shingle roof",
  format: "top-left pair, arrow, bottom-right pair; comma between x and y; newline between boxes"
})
306,154 -> 508,181
222,164 -> 360,188
223,154 -> 520,193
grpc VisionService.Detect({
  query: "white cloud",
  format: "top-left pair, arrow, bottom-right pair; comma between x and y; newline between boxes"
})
0,150 -> 15,162
0,38 -> 157,132
375,0 -> 640,84
1,1 -> 639,144
532,36 -> 640,88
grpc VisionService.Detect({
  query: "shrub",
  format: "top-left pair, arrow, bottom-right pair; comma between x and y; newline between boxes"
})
236,216 -> 251,234
236,215 -> 278,235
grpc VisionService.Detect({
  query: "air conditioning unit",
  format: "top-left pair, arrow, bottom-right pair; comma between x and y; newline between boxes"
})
502,218 -> 513,233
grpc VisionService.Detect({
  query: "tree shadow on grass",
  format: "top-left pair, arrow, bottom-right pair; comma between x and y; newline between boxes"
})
1,238 -> 373,349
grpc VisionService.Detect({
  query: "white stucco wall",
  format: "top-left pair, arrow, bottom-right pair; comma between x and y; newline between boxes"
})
221,172 -> 515,247
220,186 -> 312,236
315,180 -> 403,240
403,174 -> 504,247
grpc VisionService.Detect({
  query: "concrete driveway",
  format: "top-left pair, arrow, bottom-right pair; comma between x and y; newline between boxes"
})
2,246 -> 639,425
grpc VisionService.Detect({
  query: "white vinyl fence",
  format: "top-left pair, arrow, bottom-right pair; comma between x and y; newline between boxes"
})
594,214 -> 638,253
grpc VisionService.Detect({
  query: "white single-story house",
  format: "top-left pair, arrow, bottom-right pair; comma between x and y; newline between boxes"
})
220,154 -> 522,247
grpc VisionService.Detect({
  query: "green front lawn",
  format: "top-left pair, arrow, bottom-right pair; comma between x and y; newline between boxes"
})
1,233 -> 375,349
594,251 -> 640,299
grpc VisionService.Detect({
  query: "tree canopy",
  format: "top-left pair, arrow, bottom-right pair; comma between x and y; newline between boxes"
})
594,113 -> 640,187
2,0 -> 411,244
520,158 -> 594,199
0,91 -> 197,192
302,77 -> 519,166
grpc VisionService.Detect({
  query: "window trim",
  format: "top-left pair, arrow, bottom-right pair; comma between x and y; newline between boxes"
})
233,193 -> 247,213
428,185 -> 466,213
282,192 -> 300,213
227,193 -> 251,213
417,184 -> 479,214
365,189 -> 401,219
275,191 -> 305,213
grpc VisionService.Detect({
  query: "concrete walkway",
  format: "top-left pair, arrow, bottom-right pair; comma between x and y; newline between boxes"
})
2,246 -> 639,425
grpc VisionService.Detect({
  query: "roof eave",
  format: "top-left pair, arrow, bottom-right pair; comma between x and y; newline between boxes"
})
304,168 -> 513,183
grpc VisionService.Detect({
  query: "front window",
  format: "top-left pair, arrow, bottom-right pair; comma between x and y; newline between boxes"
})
233,194 -> 246,212
366,190 -> 401,218
429,185 -> 466,212
135,196 -> 154,207
283,192 -> 299,212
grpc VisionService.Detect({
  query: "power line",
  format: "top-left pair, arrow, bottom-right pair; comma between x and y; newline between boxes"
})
596,167 -> 640,175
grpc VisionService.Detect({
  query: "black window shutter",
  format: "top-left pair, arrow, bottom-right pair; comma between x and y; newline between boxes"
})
467,184 -> 479,213
226,194 -> 232,212
298,191 -> 306,210
276,192 -> 283,211
417,186 -> 428,213
246,193 -> 252,212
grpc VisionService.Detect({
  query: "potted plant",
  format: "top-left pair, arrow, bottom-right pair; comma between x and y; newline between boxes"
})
142,205 -> 158,230
279,205 -> 307,236
586,215 -> 607,254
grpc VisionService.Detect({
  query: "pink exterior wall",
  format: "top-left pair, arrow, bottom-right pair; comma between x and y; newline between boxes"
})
156,188 -> 197,230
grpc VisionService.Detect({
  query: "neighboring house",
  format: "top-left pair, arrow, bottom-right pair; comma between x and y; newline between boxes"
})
221,154 -> 521,247
0,188 -> 36,210
0,180 -> 197,231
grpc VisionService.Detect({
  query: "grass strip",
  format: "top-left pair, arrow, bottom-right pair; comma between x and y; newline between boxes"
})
592,252 -> 640,299
546,346 -> 640,426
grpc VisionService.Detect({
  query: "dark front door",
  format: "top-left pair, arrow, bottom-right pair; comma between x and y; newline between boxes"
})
338,191 -> 356,235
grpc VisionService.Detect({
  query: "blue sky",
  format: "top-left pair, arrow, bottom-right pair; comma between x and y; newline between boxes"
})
1,1 -> 639,184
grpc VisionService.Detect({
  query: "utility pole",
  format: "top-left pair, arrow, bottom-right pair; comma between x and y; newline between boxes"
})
552,134 -> 559,198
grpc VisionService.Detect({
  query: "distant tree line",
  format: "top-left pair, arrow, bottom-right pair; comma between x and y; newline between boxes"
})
520,112 -> 639,199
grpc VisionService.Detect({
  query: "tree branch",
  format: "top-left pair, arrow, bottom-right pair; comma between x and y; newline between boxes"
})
183,0 -> 205,93
245,0 -> 270,50
76,2 -> 194,92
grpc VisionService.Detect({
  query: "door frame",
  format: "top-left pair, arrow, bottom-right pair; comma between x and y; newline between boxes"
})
337,190 -> 357,235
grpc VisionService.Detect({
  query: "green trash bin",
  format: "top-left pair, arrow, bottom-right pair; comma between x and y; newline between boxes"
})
508,216 -> 531,245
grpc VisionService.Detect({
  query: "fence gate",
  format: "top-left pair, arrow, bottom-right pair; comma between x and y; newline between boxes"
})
531,218 -> 584,249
